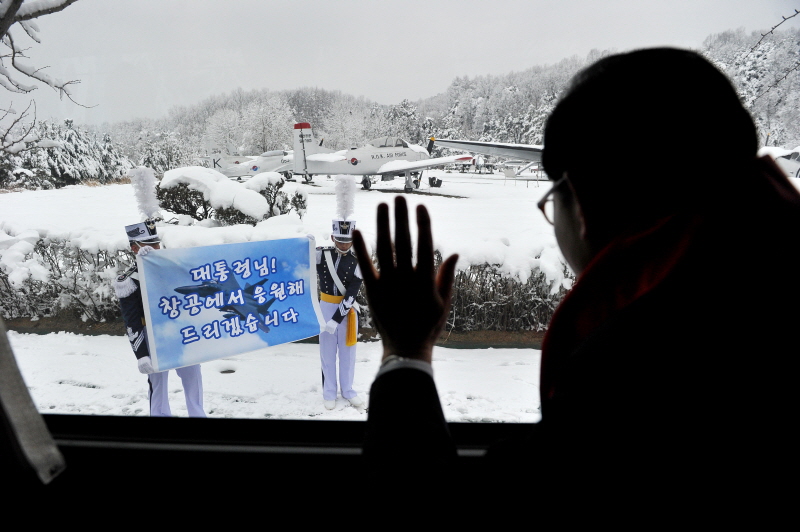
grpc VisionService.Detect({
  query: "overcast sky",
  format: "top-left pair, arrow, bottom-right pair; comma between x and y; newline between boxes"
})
9,0 -> 800,125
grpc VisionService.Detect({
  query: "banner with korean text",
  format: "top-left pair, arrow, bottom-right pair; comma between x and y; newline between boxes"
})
138,237 -> 324,372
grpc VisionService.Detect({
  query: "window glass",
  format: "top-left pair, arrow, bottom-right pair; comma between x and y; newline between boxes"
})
3,2 -> 795,427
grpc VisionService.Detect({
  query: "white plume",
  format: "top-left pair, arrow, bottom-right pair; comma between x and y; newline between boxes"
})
128,166 -> 160,220
334,175 -> 356,220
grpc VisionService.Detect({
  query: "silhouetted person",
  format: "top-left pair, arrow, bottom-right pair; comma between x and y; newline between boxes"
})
353,48 -> 800,510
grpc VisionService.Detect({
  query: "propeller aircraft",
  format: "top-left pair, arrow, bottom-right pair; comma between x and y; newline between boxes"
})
204,151 -> 294,182
292,123 -> 473,193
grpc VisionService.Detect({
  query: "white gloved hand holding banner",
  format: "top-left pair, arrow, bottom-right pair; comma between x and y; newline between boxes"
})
137,245 -> 154,256
324,319 -> 338,335
138,356 -> 156,374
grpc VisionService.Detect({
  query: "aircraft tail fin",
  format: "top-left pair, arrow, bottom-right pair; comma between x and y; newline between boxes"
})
257,297 -> 277,315
243,277 -> 269,296
293,122 -> 320,175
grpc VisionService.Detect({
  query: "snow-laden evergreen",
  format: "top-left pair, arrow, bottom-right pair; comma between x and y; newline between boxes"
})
0,119 -> 133,189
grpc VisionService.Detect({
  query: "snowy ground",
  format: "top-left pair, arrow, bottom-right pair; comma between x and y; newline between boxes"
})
8,330 -> 541,422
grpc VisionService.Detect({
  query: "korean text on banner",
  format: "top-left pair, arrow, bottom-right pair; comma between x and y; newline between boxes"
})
138,237 -> 324,372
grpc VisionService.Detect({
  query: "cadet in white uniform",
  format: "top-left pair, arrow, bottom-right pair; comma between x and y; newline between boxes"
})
116,220 -> 206,417
316,218 -> 364,410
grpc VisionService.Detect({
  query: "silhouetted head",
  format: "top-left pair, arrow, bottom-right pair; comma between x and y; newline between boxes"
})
543,48 -> 757,249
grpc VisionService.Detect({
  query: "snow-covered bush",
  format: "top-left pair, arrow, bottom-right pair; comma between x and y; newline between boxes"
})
156,181 -> 214,221
1,241 -> 565,330
244,172 -> 308,219
0,235 -> 131,322
447,261 -> 568,332
157,168 -> 307,226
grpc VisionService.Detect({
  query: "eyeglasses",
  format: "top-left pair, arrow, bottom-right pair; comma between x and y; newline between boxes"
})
537,177 -> 567,225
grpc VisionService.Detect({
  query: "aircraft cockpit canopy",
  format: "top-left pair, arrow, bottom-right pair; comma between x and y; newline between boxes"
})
365,137 -> 409,149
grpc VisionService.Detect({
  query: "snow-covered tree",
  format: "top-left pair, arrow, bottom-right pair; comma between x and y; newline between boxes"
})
1,119 -> 132,188
139,130 -> 193,175
385,99 -> 421,143
322,100 -> 368,150
203,108 -> 242,155
240,96 -> 294,154
704,27 -> 800,148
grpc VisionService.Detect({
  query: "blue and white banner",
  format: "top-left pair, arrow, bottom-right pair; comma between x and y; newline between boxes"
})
138,237 -> 324,372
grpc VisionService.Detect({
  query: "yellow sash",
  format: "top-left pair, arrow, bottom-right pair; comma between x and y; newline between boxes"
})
320,292 -> 343,304
345,309 -> 357,347
320,293 -> 357,346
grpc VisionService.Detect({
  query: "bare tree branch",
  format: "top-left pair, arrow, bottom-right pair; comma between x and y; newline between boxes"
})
743,9 -> 800,59
14,0 -> 78,23
0,0 -> 25,40
19,20 -> 40,42
3,23 -> 94,107
0,99 -> 38,153
0,0 -> 84,156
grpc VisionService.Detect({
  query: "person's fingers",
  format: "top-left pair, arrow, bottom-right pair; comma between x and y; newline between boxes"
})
394,196 -> 413,271
375,203 -> 394,272
436,253 -> 459,306
352,230 -> 376,284
416,204 -> 434,280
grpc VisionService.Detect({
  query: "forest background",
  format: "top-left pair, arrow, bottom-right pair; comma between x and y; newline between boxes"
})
2,27 -> 798,189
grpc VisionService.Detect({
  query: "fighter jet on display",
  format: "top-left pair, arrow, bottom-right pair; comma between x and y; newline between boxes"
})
292,122 -> 473,193
203,151 -> 294,182
173,276 -> 277,334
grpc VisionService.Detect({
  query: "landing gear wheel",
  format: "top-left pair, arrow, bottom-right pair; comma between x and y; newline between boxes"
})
413,179 -> 420,189
361,177 -> 371,190
404,186 -> 413,193
304,174 -> 313,183
283,171 -> 294,181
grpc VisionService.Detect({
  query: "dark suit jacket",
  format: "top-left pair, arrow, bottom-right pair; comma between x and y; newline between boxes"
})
363,158 -> 799,505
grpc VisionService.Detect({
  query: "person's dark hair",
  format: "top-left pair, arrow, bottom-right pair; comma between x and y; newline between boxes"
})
543,48 -> 758,242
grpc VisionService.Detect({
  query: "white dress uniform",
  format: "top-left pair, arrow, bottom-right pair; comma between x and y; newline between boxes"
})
316,245 -> 363,403
118,221 -> 206,418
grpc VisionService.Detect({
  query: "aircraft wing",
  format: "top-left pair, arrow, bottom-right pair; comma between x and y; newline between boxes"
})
307,153 -> 347,162
377,154 -> 473,175
434,139 -> 544,162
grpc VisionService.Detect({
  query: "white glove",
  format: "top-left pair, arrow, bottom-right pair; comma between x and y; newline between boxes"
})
137,245 -> 154,256
137,356 -> 155,374
323,319 -> 338,335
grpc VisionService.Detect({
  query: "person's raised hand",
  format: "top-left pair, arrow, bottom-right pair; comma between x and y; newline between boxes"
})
352,196 -> 458,364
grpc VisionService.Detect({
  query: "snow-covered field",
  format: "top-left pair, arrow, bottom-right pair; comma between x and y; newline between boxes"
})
1,170 -> 551,422
7,330 -> 541,422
